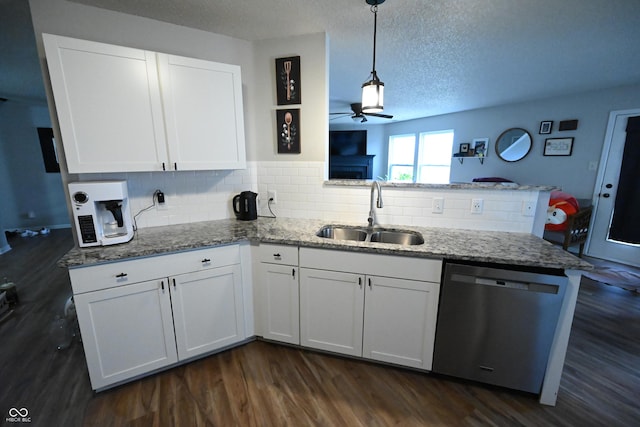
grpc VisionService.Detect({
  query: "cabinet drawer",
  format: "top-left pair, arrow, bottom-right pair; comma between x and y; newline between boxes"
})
168,244 -> 240,275
259,244 -> 298,265
69,244 -> 240,294
299,247 -> 442,282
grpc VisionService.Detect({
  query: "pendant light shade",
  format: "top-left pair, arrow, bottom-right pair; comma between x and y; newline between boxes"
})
362,74 -> 384,113
362,0 -> 385,113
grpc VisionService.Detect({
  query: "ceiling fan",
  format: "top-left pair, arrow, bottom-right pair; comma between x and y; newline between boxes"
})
330,102 -> 393,123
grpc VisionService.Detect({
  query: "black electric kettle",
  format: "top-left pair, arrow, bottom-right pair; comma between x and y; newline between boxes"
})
233,191 -> 258,221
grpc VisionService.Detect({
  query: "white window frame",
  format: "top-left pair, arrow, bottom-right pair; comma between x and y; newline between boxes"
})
387,130 -> 454,183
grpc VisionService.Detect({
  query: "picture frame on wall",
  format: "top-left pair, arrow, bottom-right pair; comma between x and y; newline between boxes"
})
276,109 -> 301,154
37,127 -> 60,173
539,121 -> 553,134
472,138 -> 489,157
275,56 -> 301,105
544,137 -> 574,156
459,143 -> 470,154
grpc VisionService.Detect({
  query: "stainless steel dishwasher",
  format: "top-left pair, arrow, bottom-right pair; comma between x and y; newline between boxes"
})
432,262 -> 567,394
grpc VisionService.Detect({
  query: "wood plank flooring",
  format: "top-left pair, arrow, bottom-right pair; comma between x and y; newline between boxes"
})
1,229 -> 639,426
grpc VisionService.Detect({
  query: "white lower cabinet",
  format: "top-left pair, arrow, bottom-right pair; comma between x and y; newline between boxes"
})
299,248 -> 441,370
258,244 -> 299,345
70,245 -> 245,390
362,275 -> 439,369
74,279 -> 178,389
171,265 -> 245,360
300,269 -> 364,356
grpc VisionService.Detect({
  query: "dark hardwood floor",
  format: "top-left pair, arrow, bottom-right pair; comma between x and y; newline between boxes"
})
1,229 -> 638,426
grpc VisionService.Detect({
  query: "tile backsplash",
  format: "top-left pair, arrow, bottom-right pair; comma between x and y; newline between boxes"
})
85,161 -> 545,234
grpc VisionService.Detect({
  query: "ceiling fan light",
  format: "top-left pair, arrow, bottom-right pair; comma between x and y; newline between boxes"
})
362,79 -> 384,113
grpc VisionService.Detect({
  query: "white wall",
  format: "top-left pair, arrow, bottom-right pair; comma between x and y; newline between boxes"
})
253,34 -> 328,162
383,83 -> 640,200
0,100 -> 68,230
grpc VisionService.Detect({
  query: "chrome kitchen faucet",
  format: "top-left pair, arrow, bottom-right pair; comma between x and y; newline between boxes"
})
368,181 -> 383,227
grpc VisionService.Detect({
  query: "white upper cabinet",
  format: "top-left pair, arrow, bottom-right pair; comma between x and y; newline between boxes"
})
158,54 -> 246,170
43,34 -> 246,173
43,34 -> 167,173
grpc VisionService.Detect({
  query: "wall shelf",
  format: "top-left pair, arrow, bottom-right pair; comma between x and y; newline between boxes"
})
455,156 -> 485,165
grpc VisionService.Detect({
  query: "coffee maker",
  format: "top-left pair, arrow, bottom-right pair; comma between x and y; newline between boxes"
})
68,180 -> 134,247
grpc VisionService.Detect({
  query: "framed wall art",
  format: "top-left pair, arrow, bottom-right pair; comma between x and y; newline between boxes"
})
276,109 -> 301,153
472,138 -> 489,157
559,119 -> 578,131
544,137 -> 574,156
275,56 -> 301,105
539,121 -> 553,134
37,127 -> 60,173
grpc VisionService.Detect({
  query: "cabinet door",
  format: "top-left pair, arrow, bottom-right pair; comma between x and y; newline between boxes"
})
43,34 -> 167,173
300,268 -> 364,357
74,279 -> 177,390
261,263 -> 299,344
158,54 -> 246,170
363,276 -> 439,370
171,265 -> 245,360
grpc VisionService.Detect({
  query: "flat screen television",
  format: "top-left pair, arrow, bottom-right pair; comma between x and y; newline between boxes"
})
329,130 -> 367,156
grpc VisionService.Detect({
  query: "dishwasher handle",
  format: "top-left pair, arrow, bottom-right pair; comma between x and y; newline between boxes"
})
451,273 -> 560,294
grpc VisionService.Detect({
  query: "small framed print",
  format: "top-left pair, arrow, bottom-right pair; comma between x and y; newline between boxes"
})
544,137 -> 574,156
37,127 -> 60,173
559,119 -> 578,131
539,121 -> 553,134
276,109 -> 301,153
275,56 -> 301,105
472,138 -> 489,157
459,143 -> 470,154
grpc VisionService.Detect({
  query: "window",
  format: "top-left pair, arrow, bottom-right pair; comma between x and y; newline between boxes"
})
387,130 -> 454,183
387,134 -> 416,182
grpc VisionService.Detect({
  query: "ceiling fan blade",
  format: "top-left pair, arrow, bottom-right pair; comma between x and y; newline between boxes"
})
364,112 -> 394,119
330,114 -> 351,121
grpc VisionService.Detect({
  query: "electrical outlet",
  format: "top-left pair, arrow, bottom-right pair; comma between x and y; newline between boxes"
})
432,197 -> 444,214
522,201 -> 536,217
268,190 -> 277,204
471,198 -> 483,214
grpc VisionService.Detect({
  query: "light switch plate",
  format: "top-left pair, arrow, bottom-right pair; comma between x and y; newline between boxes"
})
432,197 -> 444,214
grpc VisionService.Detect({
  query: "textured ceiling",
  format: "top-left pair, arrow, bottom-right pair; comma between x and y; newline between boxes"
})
3,0 -> 640,123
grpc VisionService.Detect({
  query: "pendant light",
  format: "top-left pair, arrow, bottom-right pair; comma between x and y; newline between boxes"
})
362,0 -> 385,113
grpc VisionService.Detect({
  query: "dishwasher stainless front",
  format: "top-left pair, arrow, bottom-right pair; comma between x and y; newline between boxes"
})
432,262 -> 567,394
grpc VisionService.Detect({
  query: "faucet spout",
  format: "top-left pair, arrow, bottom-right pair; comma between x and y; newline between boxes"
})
368,181 -> 383,227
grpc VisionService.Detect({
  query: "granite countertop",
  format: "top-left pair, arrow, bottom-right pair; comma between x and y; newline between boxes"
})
324,180 -> 557,191
59,218 -> 593,271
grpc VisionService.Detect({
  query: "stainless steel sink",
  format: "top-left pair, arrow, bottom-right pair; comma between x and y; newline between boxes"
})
316,226 -> 368,242
316,225 -> 424,246
369,230 -> 424,245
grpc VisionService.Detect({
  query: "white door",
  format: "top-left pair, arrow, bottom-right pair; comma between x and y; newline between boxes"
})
170,265 -> 245,360
587,108 -> 640,267
74,279 -> 178,390
43,34 -> 168,173
157,54 -> 246,170
300,268 -> 364,357
362,276 -> 439,370
261,263 -> 300,345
